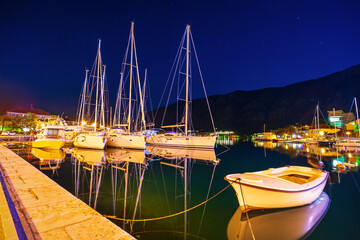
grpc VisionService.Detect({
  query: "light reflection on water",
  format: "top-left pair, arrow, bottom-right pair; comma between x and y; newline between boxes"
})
6,142 -> 360,239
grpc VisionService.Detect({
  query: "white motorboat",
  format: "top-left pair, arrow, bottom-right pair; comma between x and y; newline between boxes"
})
225,166 -> 328,211
227,192 -> 330,240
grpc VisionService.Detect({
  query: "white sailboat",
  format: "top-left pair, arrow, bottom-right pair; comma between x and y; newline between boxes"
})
73,39 -> 108,150
335,97 -> 360,148
107,22 -> 146,149
307,104 -> 320,145
146,25 -> 217,148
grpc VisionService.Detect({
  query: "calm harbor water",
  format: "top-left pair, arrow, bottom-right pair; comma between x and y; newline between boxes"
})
7,141 -> 360,240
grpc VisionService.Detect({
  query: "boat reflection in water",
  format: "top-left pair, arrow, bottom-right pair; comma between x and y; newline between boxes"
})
31,148 -> 65,174
72,148 -> 106,209
227,192 -> 330,240
146,145 -> 218,163
105,148 -> 148,231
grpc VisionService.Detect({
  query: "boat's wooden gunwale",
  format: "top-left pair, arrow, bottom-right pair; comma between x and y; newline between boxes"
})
225,173 -> 328,193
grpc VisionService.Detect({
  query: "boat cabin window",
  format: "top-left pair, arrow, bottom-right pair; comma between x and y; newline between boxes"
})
46,129 -> 59,136
278,174 -> 311,184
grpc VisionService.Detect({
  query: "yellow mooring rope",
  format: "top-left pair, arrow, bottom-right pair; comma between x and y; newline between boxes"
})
104,183 -> 232,222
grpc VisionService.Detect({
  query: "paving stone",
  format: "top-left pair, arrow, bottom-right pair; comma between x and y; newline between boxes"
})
0,146 -> 135,240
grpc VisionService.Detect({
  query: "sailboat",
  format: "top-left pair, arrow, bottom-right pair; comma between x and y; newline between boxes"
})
73,40 -> 108,150
107,22 -> 146,149
146,25 -> 217,148
307,104 -> 320,145
335,97 -> 360,148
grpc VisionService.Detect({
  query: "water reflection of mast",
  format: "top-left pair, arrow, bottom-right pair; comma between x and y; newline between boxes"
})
107,148 -> 147,230
157,148 -> 218,239
72,149 -> 106,209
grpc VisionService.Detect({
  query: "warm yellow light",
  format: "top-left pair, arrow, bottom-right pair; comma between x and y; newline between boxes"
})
321,148 -> 325,154
285,145 -> 289,149
305,133 -> 309,136
346,132 -> 350,135
306,147 -> 309,152
92,123 -> 96,127
81,121 -> 87,125
41,123 -> 45,127
348,153 -> 352,158
320,131 -> 324,136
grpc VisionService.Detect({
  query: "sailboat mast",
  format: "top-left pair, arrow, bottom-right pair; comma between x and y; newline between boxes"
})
317,104 -> 320,140
133,37 -> 146,132
127,22 -> 134,134
95,39 -> 101,131
101,65 -> 106,129
185,25 -> 190,136
355,97 -> 360,137
80,69 -> 89,124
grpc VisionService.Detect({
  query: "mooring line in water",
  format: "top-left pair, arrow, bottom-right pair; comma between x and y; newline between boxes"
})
238,178 -> 256,240
216,144 -> 230,157
103,183 -> 232,222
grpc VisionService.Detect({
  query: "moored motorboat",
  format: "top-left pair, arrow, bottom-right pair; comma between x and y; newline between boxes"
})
32,125 -> 66,149
225,166 -> 328,211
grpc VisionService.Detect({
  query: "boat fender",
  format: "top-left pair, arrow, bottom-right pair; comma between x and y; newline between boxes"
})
336,163 -> 346,172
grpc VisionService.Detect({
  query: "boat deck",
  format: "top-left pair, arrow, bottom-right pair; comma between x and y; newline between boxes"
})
0,145 -> 134,240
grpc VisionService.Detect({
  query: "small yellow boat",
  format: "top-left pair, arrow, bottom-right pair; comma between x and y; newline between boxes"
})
32,125 -> 66,149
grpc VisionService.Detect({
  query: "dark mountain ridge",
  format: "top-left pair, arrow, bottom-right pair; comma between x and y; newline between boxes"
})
153,64 -> 360,134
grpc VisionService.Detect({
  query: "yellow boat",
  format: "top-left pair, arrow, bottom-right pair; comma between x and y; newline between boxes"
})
32,125 -> 66,149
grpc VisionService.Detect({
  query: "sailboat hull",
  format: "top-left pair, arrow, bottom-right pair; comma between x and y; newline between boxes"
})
107,134 -> 146,149
146,134 -> 216,149
73,133 -> 107,150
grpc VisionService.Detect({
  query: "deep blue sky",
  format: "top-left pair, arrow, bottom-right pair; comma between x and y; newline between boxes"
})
1,0 -> 360,116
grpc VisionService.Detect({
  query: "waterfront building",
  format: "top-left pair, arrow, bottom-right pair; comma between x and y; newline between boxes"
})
6,107 -> 52,120
327,109 -> 355,128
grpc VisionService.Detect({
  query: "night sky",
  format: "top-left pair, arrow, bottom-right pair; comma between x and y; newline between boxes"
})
1,0 -> 360,117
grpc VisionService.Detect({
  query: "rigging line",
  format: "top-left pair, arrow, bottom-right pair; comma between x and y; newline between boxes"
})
104,183 -> 232,222
159,29 -> 187,127
189,30 -> 216,133
161,35 -> 186,127
155,28 -> 187,121
197,164 -> 217,236
238,179 -> 256,240
216,144 -> 230,157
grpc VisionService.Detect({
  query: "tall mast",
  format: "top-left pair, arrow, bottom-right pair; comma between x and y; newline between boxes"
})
101,65 -> 106,129
133,35 -> 146,132
185,25 -> 190,136
80,69 -> 89,124
317,104 -> 320,140
355,97 -> 360,137
95,39 -> 101,131
127,22 -> 134,134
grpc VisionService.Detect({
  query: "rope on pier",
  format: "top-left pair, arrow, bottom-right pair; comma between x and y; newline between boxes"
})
104,182 -> 233,222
